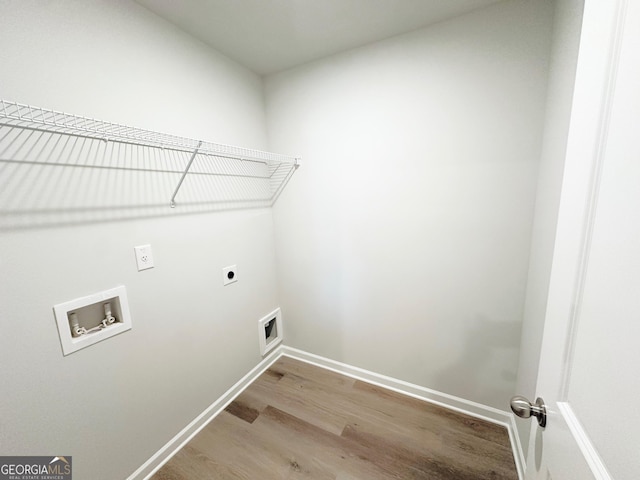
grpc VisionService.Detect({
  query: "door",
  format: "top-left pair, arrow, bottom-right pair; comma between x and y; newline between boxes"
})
525,0 -> 640,479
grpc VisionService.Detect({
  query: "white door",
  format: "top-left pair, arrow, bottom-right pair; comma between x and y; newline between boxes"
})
524,0 -> 640,479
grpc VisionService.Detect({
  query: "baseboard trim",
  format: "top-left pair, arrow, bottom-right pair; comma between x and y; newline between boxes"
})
280,346 -> 526,479
281,346 -> 508,423
127,346 -> 285,480
129,345 -> 526,479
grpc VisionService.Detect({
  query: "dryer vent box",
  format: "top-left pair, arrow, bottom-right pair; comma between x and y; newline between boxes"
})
258,308 -> 283,356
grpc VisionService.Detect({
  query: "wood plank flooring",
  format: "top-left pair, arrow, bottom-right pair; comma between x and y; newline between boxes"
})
152,356 -> 518,479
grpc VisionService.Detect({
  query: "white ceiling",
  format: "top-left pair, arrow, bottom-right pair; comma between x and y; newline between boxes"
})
135,0 -> 504,76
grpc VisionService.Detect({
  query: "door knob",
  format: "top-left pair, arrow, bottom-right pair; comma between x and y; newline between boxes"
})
510,395 -> 547,427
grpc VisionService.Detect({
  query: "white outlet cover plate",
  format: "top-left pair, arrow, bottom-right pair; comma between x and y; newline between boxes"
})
223,265 -> 237,286
134,244 -> 154,271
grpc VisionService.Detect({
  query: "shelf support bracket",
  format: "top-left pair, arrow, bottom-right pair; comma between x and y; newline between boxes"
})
170,141 -> 202,208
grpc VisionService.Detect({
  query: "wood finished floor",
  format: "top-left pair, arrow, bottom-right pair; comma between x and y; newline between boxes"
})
152,356 -> 518,479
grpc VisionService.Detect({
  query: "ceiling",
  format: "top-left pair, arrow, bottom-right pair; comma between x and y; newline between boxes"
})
135,0 -> 504,76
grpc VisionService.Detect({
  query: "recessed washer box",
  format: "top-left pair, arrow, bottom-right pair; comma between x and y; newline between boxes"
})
53,285 -> 132,356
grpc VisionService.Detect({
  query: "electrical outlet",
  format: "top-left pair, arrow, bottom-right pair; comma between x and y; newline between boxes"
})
134,244 -> 154,271
223,265 -> 237,286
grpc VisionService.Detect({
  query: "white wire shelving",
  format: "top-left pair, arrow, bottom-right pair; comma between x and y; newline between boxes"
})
0,99 -> 300,209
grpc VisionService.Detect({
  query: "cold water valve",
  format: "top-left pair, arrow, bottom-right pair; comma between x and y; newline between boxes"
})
103,302 -> 117,325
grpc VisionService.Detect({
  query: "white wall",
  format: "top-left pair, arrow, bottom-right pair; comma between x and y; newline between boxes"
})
265,0 -> 554,410
0,1 -> 278,479
515,0 -> 584,454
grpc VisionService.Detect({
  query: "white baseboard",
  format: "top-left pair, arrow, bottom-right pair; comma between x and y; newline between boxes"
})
127,346 -> 285,480
128,344 -> 526,480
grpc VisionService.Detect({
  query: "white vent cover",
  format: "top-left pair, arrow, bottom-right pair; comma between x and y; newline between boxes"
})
258,308 -> 283,355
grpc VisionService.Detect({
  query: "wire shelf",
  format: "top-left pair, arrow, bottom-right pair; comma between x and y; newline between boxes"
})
0,99 -> 299,212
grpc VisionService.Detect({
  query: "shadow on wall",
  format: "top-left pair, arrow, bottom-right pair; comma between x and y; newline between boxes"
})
0,123 -> 297,231
434,314 -> 521,408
